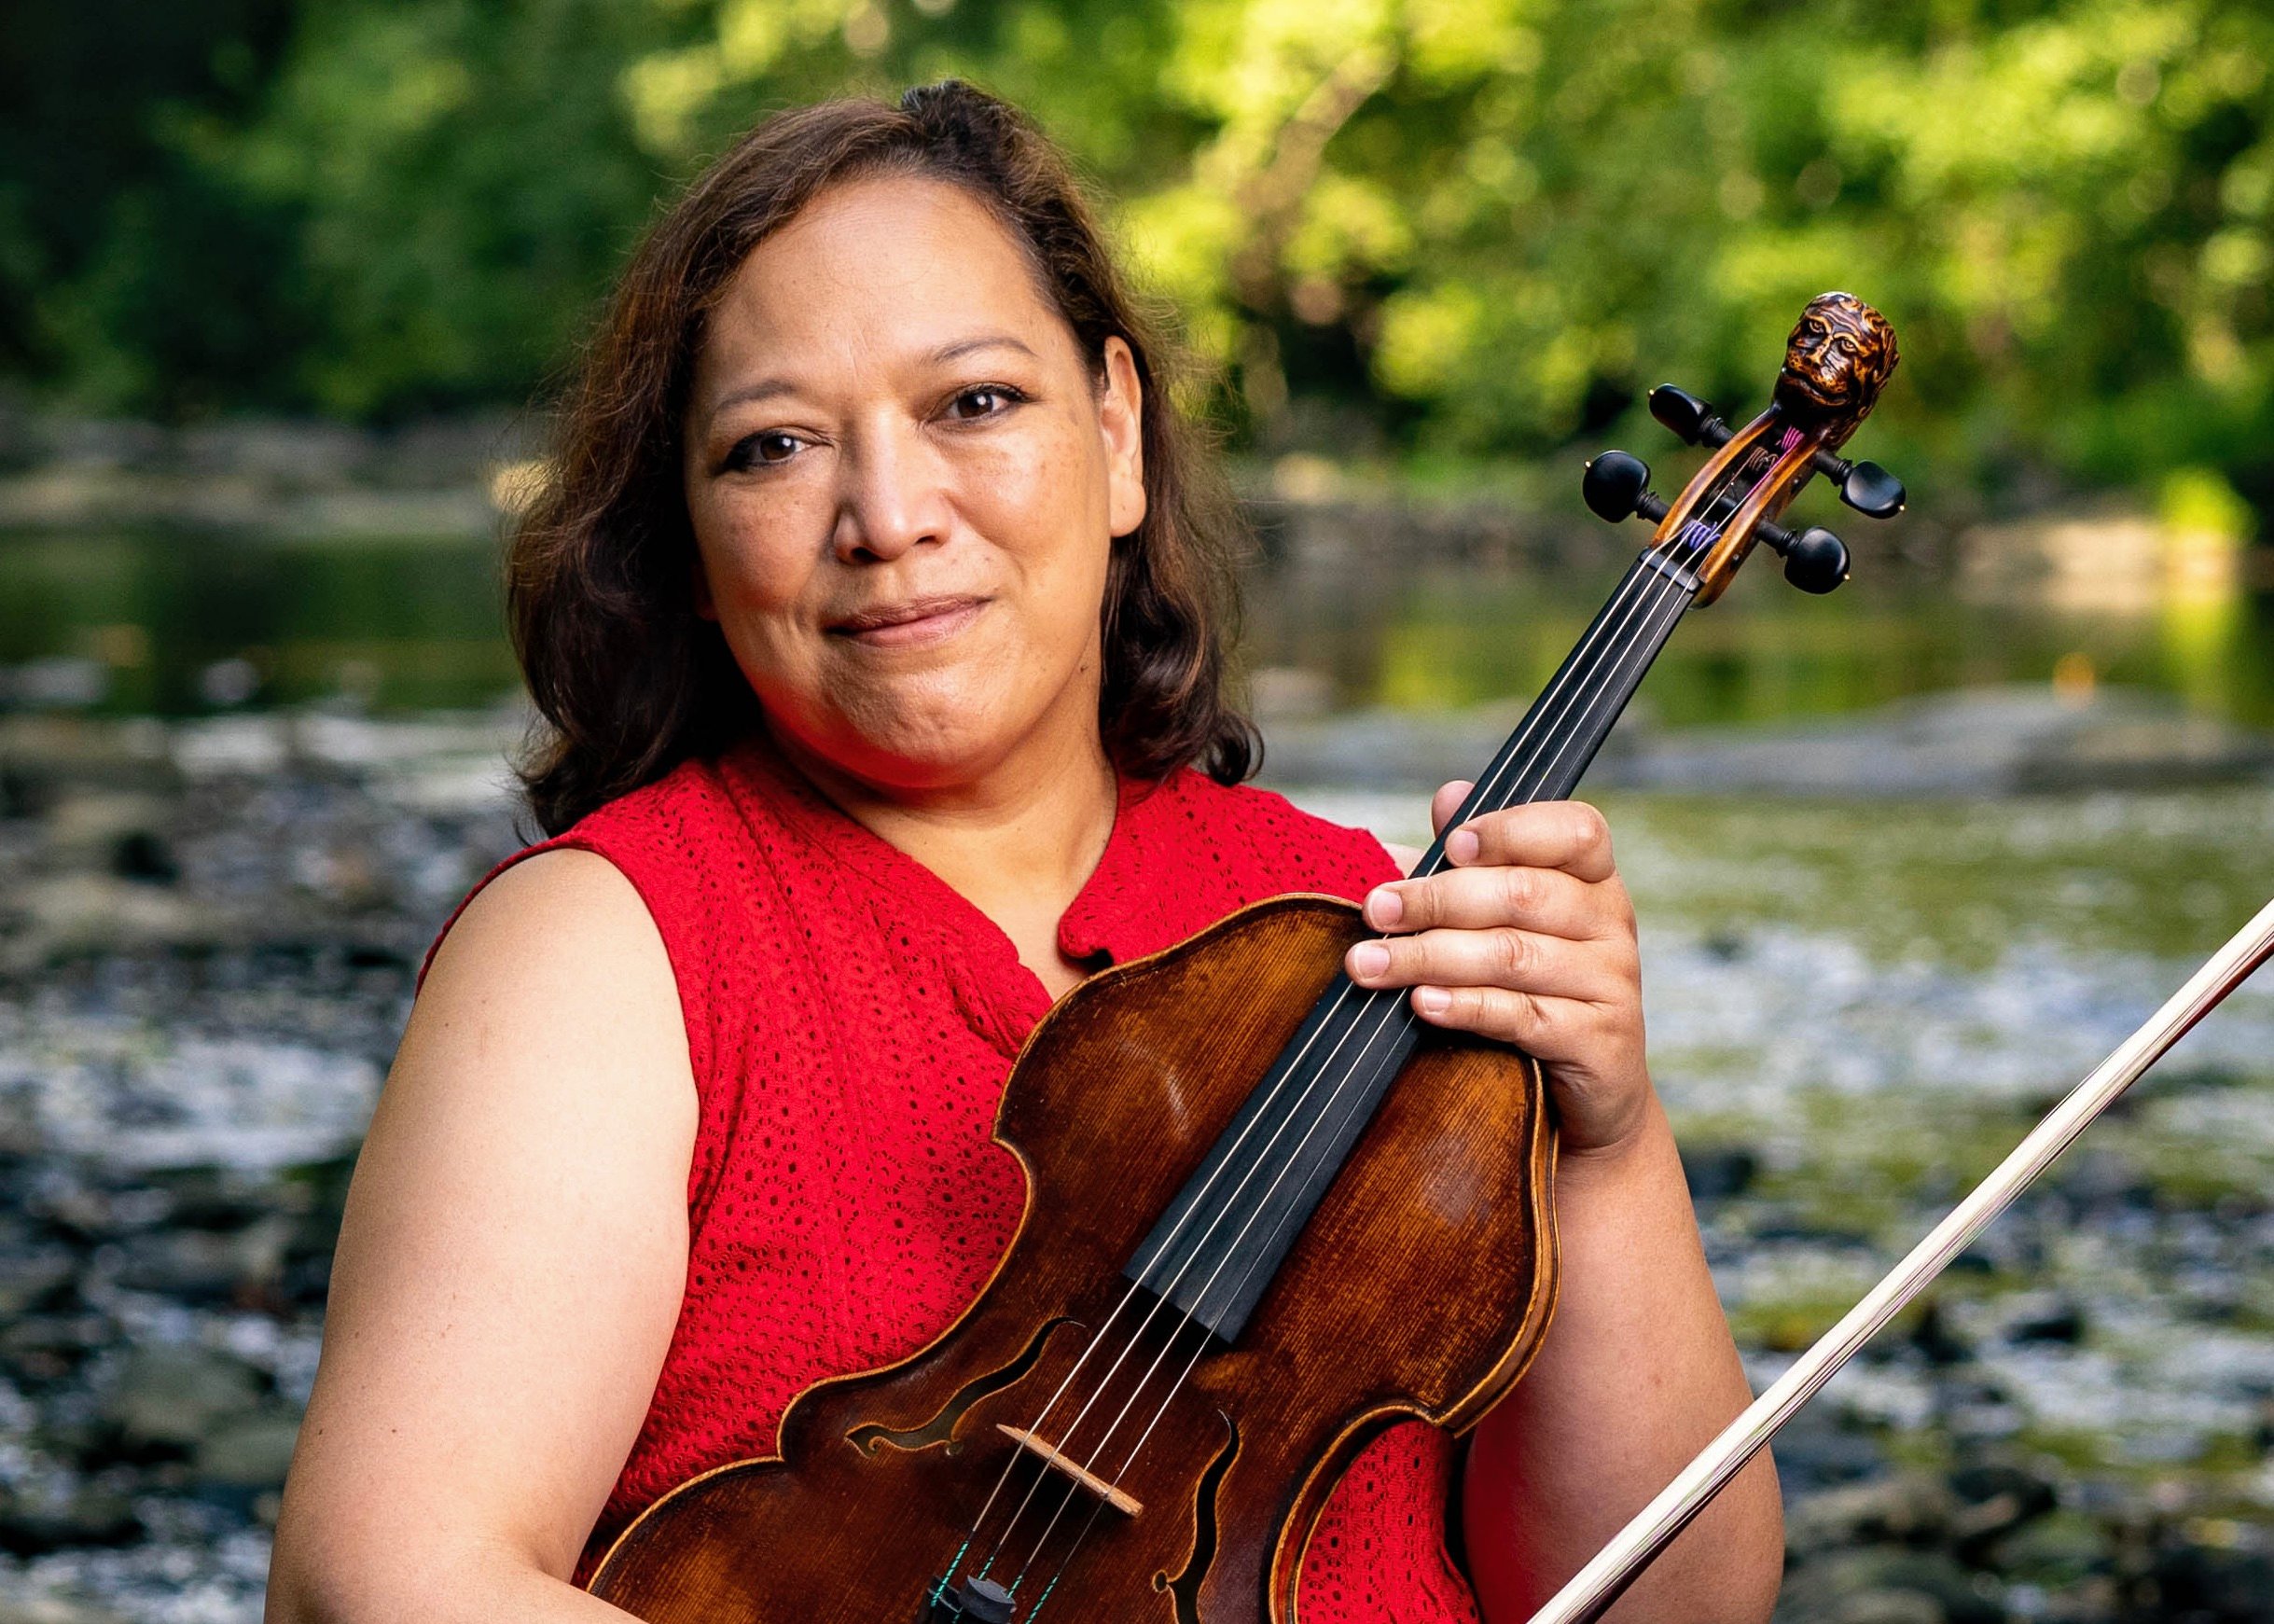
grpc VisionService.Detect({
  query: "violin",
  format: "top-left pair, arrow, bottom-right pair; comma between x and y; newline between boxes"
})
582,292 -> 1907,1624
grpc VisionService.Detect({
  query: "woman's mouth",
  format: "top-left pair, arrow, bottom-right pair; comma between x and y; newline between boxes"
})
827,594 -> 990,647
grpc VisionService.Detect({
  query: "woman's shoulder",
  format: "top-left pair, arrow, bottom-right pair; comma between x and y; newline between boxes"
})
421,845 -> 665,997
415,750 -> 764,996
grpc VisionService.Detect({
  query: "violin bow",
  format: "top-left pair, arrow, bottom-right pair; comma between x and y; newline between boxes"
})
1525,894 -> 2274,1624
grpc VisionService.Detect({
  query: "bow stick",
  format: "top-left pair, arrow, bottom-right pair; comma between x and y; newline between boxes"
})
1526,894 -> 2274,1624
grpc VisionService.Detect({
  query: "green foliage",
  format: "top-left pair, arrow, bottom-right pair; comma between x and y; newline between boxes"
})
0,0 -> 301,412
5,0 -> 2271,507
204,0 -> 681,416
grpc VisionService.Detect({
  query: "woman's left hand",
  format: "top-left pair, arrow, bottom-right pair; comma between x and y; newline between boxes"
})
1346,780 -> 1650,1159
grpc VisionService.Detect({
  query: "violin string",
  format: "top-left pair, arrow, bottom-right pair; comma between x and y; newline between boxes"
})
1012,458 -> 1792,1589
970,437 -> 1785,1598
1027,471 -> 1787,1543
1047,551 -> 1706,1511
990,536 -> 1713,1592
1018,444 -> 1801,1591
999,562 -> 1711,1606
1124,558 -> 1707,1359
1002,565 -> 1707,1600
956,540 -> 1692,1589
995,559 -> 1710,1591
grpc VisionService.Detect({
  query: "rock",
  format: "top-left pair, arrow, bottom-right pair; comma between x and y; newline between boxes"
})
1618,684 -> 2274,798
0,1596 -> 132,1624
1991,1509 -> 2109,1588
0,1312 -> 110,1385
2048,1146 -> 2153,1211
1682,1144 -> 1760,1200
1768,1409 -> 1892,1493
1787,1473 -> 1953,1556
0,1247 -> 77,1315
2150,1542 -> 2274,1618
1778,1549 -> 2003,1624
109,829 -> 178,885
1947,1462 -> 2057,1551
1828,1592 -> 1945,1624
110,1230 -> 247,1302
39,792 -> 177,868
149,1166 -> 285,1231
0,1482 -> 142,1556
2001,1295 -> 2087,1346
1909,1300 -> 1975,1367
10,873 -> 218,965
99,1343 -> 264,1453
109,1214 -> 296,1302
193,1406 -> 302,1488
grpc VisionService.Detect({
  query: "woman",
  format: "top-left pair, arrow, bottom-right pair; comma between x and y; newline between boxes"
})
266,79 -> 1781,1623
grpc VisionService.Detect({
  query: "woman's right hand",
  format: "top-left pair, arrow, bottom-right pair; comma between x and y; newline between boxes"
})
265,849 -> 693,1622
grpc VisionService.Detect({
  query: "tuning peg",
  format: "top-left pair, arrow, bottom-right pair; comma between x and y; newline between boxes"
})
1776,524 -> 1851,593
1804,447 -> 1907,519
1582,451 -> 1670,525
1754,516 -> 1851,592
1837,459 -> 1906,520
1647,385 -> 1732,448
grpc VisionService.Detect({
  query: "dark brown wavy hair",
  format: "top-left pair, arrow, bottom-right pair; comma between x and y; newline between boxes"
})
509,77 -> 1259,836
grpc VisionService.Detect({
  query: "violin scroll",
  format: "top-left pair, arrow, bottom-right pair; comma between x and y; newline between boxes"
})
1773,291 -> 1900,443
1580,292 -> 1904,606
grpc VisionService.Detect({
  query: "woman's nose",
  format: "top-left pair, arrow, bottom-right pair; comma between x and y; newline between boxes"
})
831,421 -> 950,563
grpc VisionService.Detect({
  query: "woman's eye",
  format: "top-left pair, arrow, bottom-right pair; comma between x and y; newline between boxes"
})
725,431 -> 803,472
948,384 -> 1025,421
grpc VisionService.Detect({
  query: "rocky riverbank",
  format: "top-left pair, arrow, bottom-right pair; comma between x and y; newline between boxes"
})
0,710 -> 523,1622
3,706 -> 2272,1621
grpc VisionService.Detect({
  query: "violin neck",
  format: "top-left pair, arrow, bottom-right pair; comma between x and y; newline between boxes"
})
1409,550 -> 1697,876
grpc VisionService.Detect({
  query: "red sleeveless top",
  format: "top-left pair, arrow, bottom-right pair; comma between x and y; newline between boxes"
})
421,734 -> 1484,1618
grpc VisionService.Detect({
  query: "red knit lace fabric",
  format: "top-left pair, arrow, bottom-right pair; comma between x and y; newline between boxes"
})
420,734 -> 1484,1618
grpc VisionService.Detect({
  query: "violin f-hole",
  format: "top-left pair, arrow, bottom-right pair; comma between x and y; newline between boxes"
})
1156,1412 -> 1240,1624
847,1316 -> 1075,1456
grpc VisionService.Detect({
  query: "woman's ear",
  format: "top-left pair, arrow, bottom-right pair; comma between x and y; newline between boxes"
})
1099,335 -> 1147,540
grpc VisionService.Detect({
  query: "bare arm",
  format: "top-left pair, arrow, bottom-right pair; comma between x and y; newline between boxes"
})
1367,793 -> 1781,1624
266,849 -> 698,1623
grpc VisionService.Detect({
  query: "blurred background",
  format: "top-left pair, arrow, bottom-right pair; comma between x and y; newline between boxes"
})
2,2 -> 2272,1621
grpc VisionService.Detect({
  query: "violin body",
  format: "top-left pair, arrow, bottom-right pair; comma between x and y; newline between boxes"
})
589,894 -> 1558,1622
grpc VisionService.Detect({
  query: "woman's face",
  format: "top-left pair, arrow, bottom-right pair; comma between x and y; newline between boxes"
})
682,173 -> 1146,794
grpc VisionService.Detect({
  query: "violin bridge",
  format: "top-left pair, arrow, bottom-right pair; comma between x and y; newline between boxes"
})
996,1424 -> 1144,1517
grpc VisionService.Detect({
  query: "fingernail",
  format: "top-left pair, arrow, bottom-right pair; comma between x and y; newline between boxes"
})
1415,987 -> 1451,1016
1366,886 -> 1403,927
1446,826 -> 1480,864
1351,941 -> 1390,980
